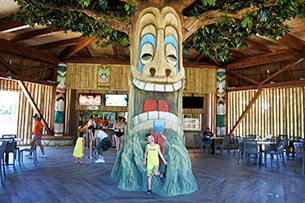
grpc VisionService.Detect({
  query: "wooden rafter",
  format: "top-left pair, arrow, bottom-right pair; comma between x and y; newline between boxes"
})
59,36 -> 96,61
226,49 -> 300,71
8,28 -> 61,42
0,38 -> 58,64
259,58 -> 304,85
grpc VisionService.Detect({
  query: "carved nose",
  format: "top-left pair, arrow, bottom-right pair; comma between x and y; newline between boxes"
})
165,69 -> 171,76
150,68 -> 156,76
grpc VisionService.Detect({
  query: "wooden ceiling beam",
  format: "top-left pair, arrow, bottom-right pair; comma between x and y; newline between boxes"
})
59,36 -> 96,61
8,28 -> 61,42
227,71 -> 260,85
227,79 -> 305,92
0,38 -> 58,64
0,16 -> 24,32
259,58 -> 304,85
226,49 -> 300,71
246,38 -> 273,53
0,57 -> 22,75
31,37 -> 80,50
81,47 -> 92,58
277,33 -> 305,51
228,49 -> 252,59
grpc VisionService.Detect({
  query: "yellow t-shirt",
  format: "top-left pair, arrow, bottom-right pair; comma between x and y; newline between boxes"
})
146,143 -> 160,176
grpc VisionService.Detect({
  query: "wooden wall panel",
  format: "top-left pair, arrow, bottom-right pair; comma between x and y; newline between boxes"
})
228,87 -> 305,138
66,63 -> 130,91
0,78 -> 54,144
185,67 -> 216,94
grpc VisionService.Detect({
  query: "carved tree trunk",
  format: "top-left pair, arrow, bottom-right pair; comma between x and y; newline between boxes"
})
111,4 -> 197,196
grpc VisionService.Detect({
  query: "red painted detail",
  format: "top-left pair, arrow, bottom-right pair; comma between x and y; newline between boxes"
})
158,100 -> 169,112
143,100 -> 157,112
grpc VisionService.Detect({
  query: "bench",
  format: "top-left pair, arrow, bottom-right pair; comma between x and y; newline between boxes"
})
41,135 -> 73,147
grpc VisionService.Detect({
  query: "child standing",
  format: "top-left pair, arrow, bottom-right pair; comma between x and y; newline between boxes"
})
73,131 -> 85,164
142,133 -> 168,195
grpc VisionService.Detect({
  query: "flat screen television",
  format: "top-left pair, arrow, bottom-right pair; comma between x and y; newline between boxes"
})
183,96 -> 204,108
105,94 -> 128,107
78,93 -> 102,106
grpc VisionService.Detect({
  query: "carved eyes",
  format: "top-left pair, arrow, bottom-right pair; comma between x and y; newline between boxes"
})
140,43 -> 154,65
165,43 -> 178,70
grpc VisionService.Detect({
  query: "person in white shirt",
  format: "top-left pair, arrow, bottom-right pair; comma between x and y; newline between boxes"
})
92,127 -> 111,163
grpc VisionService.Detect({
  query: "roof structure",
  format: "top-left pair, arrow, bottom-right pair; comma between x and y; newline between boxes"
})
0,0 -> 305,89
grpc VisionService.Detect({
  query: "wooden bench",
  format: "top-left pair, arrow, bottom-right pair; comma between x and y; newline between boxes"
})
41,135 -> 73,147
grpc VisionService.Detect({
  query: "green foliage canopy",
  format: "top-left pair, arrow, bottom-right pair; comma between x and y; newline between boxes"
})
13,0 -> 305,62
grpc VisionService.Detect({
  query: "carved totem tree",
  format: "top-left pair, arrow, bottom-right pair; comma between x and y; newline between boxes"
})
110,3 -> 197,196
14,0 -> 305,197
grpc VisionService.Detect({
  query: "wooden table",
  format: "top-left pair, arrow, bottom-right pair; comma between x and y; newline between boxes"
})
0,138 -> 23,166
256,140 -> 277,166
210,137 -> 224,154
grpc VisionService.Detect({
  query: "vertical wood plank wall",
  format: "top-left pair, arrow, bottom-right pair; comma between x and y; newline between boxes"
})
0,78 -> 54,144
228,87 -> 305,138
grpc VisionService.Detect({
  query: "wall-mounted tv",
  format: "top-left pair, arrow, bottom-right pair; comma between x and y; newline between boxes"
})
183,96 -> 204,108
79,93 -> 102,106
105,94 -> 128,107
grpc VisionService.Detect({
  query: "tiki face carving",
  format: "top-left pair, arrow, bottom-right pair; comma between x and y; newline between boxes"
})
131,7 -> 184,87
129,7 -> 185,136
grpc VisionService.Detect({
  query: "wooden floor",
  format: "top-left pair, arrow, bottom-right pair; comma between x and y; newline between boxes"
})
1,146 -> 305,203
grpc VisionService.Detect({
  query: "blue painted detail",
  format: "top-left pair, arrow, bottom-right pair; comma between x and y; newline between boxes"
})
164,35 -> 179,72
154,121 -> 165,132
138,34 -> 156,72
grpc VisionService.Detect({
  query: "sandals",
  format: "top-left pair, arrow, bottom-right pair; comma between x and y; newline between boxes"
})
160,173 -> 166,182
146,190 -> 152,195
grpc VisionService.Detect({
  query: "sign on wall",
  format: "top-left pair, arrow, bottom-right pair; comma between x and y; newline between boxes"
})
97,65 -> 111,88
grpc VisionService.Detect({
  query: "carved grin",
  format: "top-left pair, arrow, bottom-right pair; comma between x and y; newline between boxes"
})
128,76 -> 183,135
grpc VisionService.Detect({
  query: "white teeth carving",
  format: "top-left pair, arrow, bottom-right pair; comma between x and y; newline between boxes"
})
129,111 -> 183,135
133,77 -> 181,92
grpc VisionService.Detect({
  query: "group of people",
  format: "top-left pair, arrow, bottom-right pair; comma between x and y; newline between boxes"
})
27,113 -> 211,195
73,115 -> 127,164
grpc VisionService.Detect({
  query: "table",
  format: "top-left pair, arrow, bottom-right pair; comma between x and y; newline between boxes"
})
0,138 -> 23,166
210,137 -> 224,154
256,140 -> 277,166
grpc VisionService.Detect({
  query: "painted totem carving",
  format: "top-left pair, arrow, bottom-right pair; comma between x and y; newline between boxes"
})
54,63 -> 66,136
111,6 -> 197,196
216,68 -> 226,136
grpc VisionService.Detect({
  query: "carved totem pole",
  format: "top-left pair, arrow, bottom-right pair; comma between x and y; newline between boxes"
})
111,4 -> 197,196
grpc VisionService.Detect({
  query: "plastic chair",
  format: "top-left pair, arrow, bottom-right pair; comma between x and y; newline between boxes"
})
265,139 -> 287,168
0,141 -> 8,185
293,142 -> 305,176
214,135 -> 231,156
19,138 -> 39,167
193,134 -> 204,153
1,134 -> 19,169
243,140 -> 259,168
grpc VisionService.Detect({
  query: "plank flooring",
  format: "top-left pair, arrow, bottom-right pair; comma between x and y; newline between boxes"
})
1,146 -> 305,203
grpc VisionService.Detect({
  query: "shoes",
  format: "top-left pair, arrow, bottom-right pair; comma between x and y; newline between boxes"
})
39,154 -> 46,158
146,190 -> 152,195
94,159 -> 105,163
25,154 -> 33,159
160,173 -> 166,182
